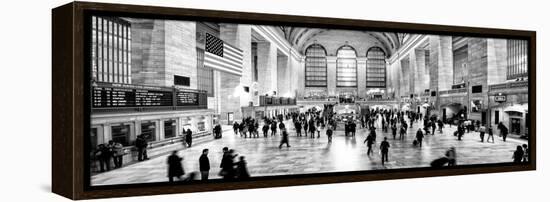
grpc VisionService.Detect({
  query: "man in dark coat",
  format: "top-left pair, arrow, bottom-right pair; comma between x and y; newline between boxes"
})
214,124 -> 222,139
135,134 -> 148,161
326,127 -> 333,143
351,121 -> 357,137
278,121 -> 286,135
262,123 -> 269,137
380,137 -> 390,165
416,128 -> 424,147
364,134 -> 376,156
391,124 -> 397,140
232,122 -> 239,135
236,156 -> 250,179
167,150 -> 184,182
270,121 -> 277,136
295,121 -> 302,137
96,144 -> 112,172
220,148 -> 236,180
279,128 -> 291,148
185,129 -> 193,147
199,149 -> 210,181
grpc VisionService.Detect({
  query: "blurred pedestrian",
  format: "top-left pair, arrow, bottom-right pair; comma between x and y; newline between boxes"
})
167,150 -> 185,182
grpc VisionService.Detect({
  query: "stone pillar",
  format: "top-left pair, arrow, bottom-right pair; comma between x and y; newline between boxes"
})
277,53 -> 289,96
414,49 -> 429,95
326,56 -> 337,96
357,57 -> 367,98
131,20 -> 166,86
164,20 -> 197,88
408,53 -> 417,95
487,39 -> 508,85
256,41 -> 278,96
131,20 -> 197,88
429,35 -> 453,91
220,24 -> 253,107
400,58 -> 410,97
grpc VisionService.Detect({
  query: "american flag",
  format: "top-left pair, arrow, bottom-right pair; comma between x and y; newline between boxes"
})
205,33 -> 243,76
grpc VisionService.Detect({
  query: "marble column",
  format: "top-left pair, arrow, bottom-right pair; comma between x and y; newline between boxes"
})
326,56 -> 337,96
429,35 -> 453,91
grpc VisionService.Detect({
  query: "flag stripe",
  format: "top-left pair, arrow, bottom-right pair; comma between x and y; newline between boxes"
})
224,43 -> 243,58
205,53 -> 242,75
205,52 -> 242,70
204,59 -> 242,75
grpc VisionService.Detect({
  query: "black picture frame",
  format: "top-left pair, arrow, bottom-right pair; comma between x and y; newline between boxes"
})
52,1 -> 536,200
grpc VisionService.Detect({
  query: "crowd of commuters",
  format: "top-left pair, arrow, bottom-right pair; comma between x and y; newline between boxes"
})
93,104 -> 528,179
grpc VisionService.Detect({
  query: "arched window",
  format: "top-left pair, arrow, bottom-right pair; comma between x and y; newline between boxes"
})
366,47 -> 386,87
336,45 -> 357,87
305,44 -> 327,87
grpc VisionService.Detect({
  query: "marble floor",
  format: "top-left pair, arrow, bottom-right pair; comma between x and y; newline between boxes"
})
91,119 -> 528,186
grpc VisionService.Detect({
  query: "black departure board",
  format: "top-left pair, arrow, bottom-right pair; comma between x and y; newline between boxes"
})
176,91 -> 199,106
92,82 -> 208,110
93,86 -> 173,108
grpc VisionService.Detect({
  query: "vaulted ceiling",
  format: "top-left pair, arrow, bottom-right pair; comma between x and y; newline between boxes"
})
276,26 -> 408,58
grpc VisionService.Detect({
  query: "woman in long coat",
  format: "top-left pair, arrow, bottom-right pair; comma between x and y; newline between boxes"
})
167,150 -> 185,182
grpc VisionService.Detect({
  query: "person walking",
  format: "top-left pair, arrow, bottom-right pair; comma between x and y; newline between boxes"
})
391,124 -> 397,140
185,129 -> 193,147
278,121 -> 286,136
214,124 -> 222,139
479,125 -> 486,142
364,133 -> 376,156
416,128 -> 424,147
262,123 -> 269,138
295,121 -> 302,137
270,121 -> 277,136
399,125 -> 406,140
135,134 -> 148,161
233,122 -> 239,135
96,144 -> 112,172
513,145 -> 524,163
236,156 -> 250,179
167,150 -> 185,182
501,124 -> 509,142
326,127 -> 333,143
438,119 -> 444,133
110,140 -> 124,168
487,126 -> 495,143
309,121 -> 316,138
279,128 -> 291,148
380,137 -> 390,165
199,149 -> 210,181
219,148 -> 236,180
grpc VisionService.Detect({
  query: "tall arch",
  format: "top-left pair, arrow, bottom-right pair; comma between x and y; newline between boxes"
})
304,44 -> 327,87
336,45 -> 357,87
366,47 -> 386,88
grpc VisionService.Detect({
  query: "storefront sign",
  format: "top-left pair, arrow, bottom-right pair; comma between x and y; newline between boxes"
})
494,93 -> 507,103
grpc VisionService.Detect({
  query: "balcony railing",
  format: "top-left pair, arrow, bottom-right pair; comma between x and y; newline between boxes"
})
259,96 -> 297,106
438,88 -> 467,96
489,80 -> 528,91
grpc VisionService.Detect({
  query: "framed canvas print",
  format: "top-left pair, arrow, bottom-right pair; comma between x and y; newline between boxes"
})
52,1 -> 536,200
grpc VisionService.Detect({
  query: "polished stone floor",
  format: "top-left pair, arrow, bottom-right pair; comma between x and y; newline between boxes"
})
91,119 -> 528,186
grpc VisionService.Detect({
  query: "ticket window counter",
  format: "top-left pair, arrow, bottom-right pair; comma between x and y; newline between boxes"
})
111,124 -> 131,146
164,120 -> 177,139
510,118 -> 521,134
141,122 -> 157,142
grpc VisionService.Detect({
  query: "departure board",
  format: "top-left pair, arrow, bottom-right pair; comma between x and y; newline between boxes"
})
92,86 -> 173,108
176,91 -> 199,106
